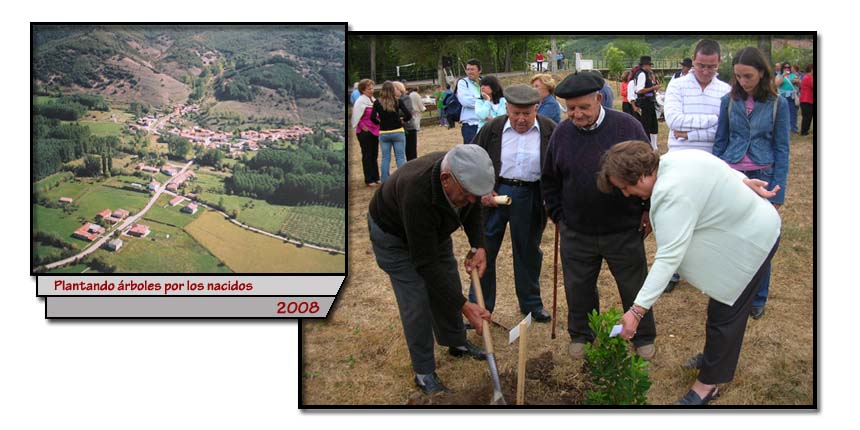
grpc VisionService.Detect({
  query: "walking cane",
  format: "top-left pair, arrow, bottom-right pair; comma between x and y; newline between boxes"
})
551,223 -> 559,340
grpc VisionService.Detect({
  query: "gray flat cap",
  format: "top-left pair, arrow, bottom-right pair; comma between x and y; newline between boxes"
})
504,84 -> 541,106
556,71 -> 604,99
446,144 -> 495,196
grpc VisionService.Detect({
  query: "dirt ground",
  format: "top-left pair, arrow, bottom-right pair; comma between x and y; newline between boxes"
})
301,74 -> 814,406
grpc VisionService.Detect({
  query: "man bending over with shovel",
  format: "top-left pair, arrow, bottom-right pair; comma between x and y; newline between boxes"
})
368,144 -> 496,395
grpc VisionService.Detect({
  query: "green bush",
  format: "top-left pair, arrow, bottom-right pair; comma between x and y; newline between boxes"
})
583,308 -> 651,405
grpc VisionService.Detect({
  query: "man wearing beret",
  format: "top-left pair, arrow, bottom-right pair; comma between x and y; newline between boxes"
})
368,144 -> 495,395
468,84 -> 557,322
633,56 -> 661,149
542,71 -> 657,361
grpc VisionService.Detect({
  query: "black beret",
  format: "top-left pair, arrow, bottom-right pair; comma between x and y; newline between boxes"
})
503,84 -> 540,106
555,71 -> 604,99
639,55 -> 653,66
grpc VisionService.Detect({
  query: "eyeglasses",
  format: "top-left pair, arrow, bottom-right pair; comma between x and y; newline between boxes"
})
694,63 -> 719,71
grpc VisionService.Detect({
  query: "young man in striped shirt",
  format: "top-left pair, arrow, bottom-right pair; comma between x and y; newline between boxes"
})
661,39 -> 731,292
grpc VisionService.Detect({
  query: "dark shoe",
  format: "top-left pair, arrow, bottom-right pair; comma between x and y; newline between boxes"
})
448,340 -> 487,360
750,306 -> 765,320
665,279 -> 679,293
529,308 -> 552,323
681,353 -> 704,369
414,372 -> 451,395
674,386 -> 719,405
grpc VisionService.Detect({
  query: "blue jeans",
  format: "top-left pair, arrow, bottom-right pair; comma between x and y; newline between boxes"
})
379,131 -> 406,183
468,183 -> 546,314
782,94 -> 798,132
461,123 -> 478,145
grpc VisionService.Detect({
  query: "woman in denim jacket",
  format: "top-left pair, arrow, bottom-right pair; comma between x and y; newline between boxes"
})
713,46 -> 790,320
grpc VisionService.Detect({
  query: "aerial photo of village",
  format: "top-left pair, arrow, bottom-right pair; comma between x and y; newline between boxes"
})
32,25 -> 346,274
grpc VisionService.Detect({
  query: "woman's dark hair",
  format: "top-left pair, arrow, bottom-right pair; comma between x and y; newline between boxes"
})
730,47 -> 777,102
479,76 -> 504,104
805,63 -> 814,73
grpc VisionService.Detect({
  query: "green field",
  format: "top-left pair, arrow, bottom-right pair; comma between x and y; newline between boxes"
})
91,220 -> 232,273
33,171 -> 75,194
33,180 -> 151,251
47,264 -> 96,274
193,169 -> 344,250
280,205 -> 345,250
80,121 -> 124,137
143,194 -> 201,228
185,211 -> 344,273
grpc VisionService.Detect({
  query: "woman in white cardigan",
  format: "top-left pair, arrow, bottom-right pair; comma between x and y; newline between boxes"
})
597,140 -> 781,406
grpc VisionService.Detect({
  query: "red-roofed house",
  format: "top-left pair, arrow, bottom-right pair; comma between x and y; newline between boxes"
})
96,209 -> 112,220
112,209 -> 130,219
169,196 -> 184,206
59,197 -> 74,204
72,223 -> 104,241
128,224 -> 150,238
181,203 -> 198,214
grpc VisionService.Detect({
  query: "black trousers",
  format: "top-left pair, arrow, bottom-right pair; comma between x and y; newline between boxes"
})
622,101 -> 633,116
559,223 -> 656,347
800,102 -> 814,135
356,130 -> 380,184
369,215 -> 466,374
698,238 -> 780,385
405,129 -> 418,161
637,98 -> 658,134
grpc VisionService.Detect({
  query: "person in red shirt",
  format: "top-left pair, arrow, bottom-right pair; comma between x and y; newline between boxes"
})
536,52 -> 544,72
800,64 -> 814,136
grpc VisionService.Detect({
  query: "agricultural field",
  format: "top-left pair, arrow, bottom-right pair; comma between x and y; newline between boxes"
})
280,205 -> 345,250
185,211 -> 344,273
91,220 -> 231,273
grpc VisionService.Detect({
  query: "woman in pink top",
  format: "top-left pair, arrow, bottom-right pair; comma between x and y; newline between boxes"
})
800,64 -> 814,136
350,79 -> 381,186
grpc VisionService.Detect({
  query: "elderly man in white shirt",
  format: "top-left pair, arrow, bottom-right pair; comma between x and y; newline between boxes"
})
597,141 -> 781,406
469,84 -> 558,322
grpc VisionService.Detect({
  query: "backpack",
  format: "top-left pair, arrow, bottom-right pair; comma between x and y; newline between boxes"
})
443,78 -> 467,129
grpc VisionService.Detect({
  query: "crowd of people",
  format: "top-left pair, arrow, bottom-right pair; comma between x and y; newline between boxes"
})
350,41 -> 812,405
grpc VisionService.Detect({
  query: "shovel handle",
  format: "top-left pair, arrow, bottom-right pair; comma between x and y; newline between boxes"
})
470,268 -> 494,355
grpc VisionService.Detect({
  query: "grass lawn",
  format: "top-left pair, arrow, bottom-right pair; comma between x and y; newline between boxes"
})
143,194 -> 201,228
91,220 -> 232,273
47,264 -> 97,274
185,211 -> 344,273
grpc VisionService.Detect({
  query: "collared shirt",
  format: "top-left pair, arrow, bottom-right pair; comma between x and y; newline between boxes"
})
499,118 -> 542,182
577,106 -> 606,131
456,77 -> 482,125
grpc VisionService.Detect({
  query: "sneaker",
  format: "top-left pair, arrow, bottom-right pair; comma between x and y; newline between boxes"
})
750,306 -> 765,320
414,372 -> 451,395
568,341 -> 586,359
636,343 -> 656,361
